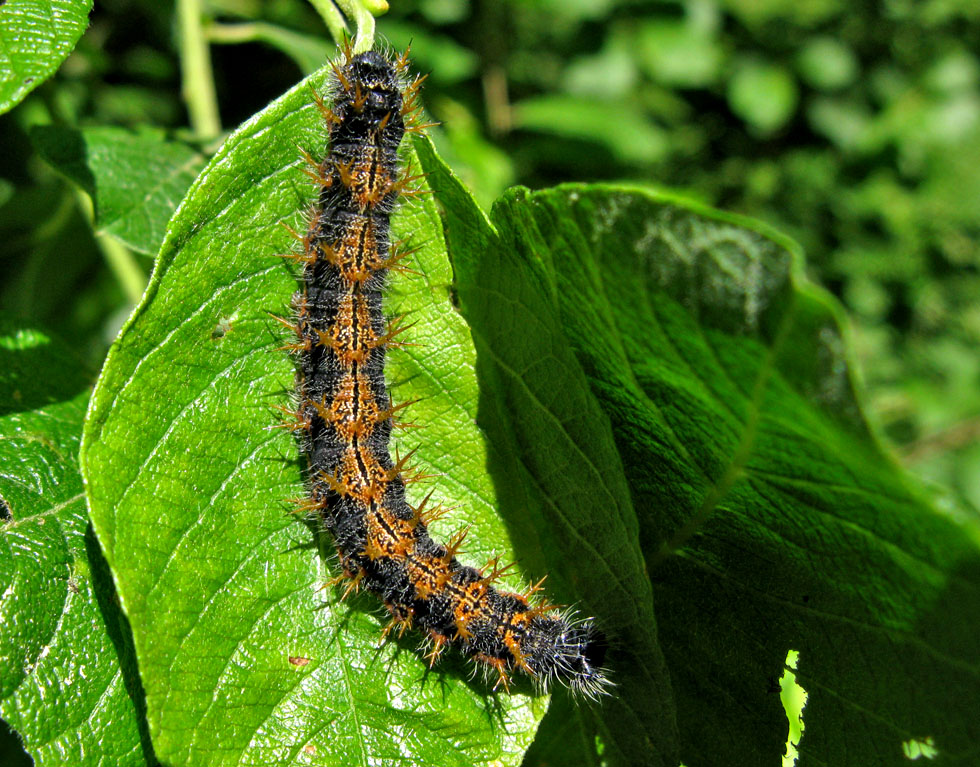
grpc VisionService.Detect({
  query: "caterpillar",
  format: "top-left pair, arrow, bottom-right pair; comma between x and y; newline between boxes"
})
279,44 -> 610,699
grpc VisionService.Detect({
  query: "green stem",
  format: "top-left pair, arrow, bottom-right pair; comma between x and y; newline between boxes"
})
100,234 -> 148,306
177,0 -> 221,140
308,0 -> 349,46
204,22 -> 261,44
310,0 -> 387,52
74,191 -> 146,305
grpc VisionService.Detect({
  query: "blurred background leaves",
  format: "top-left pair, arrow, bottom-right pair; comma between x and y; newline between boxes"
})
2,0 -> 977,518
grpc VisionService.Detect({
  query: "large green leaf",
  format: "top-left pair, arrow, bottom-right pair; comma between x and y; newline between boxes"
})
81,67 -> 543,767
0,0 -> 93,114
418,139 -> 679,767
416,140 -> 980,766
0,320 -> 152,766
479,247 -> 680,759
31,126 -> 208,256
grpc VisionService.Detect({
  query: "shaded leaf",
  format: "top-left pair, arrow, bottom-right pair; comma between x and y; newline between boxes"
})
417,138 -> 980,766
31,125 -> 208,256
416,138 -> 680,767
0,320 -> 153,766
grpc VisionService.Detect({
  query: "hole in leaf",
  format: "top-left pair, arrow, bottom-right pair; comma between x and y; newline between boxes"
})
902,736 -> 939,760
781,649 -> 808,766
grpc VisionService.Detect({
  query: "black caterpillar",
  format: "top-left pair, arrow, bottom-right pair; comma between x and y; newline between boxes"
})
279,45 -> 610,698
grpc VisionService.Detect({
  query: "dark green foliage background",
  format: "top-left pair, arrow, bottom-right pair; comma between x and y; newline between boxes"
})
1,1 -> 979,767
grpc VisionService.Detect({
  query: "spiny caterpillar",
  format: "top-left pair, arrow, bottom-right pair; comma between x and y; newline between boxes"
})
278,44 -> 610,698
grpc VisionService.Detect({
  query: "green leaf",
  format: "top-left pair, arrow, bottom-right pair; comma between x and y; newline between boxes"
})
415,142 -> 980,766
796,37 -> 859,91
415,138 -> 680,767
636,19 -> 724,88
728,59 -> 799,134
428,103 -> 515,211
0,320 -> 153,766
520,689 -> 606,767
379,21 -> 479,85
563,45 -> 638,99
0,179 -> 13,207
31,126 -> 208,256
806,96 -> 873,152
0,0 -> 93,114
81,66 -> 544,767
417,0 -> 469,25
512,95 -> 668,165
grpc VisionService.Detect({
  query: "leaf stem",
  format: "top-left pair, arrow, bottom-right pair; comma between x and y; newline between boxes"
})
311,0 -> 387,53
204,21 -> 262,44
74,191 -> 147,305
177,0 -> 221,140
99,233 -> 147,306
308,0 -> 349,46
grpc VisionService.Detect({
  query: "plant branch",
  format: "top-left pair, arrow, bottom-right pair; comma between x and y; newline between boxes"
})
309,0 -> 388,52
308,0 -> 349,46
177,0 -> 221,140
